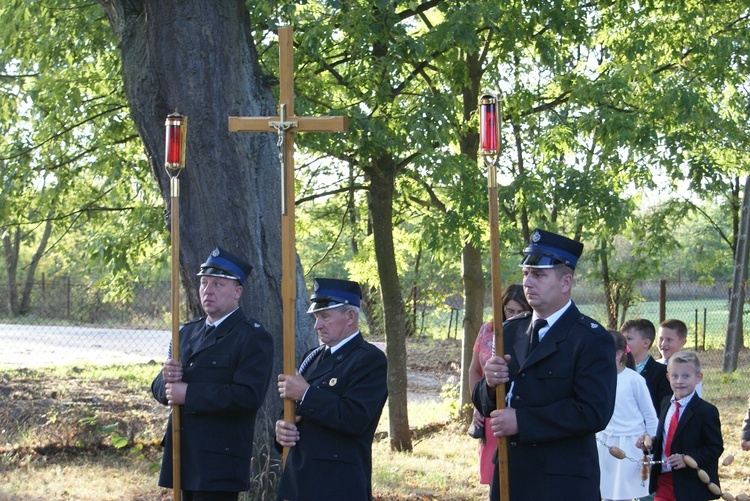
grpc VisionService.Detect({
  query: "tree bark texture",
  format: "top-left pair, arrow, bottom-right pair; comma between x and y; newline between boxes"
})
97,0 -> 316,476
723,175 -> 750,372
457,54 -> 485,418
366,157 -> 412,452
460,243 -> 484,413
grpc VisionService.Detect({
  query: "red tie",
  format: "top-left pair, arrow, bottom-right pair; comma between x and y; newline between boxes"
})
664,401 -> 681,457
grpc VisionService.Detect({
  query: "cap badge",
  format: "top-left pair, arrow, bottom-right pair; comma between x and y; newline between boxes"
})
313,281 -> 320,292
211,248 -> 220,257
591,323 -> 598,329
531,230 -> 541,243
329,378 -> 338,387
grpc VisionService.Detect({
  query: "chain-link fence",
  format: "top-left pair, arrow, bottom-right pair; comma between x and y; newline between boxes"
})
409,279 -> 743,349
0,277 -> 174,367
0,276 -> 742,360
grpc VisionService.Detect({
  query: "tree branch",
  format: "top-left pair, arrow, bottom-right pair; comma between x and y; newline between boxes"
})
296,184 -> 368,205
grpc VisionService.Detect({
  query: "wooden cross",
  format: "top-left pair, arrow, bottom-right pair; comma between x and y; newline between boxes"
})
228,26 -> 348,465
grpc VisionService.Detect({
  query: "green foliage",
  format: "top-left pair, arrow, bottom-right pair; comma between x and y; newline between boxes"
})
287,0 -> 750,308
2,0 -> 749,332
0,0 -> 167,301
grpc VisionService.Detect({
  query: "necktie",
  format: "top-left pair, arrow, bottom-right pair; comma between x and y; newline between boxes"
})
319,347 -> 331,363
298,345 -> 326,375
202,324 -> 215,340
529,318 -> 548,352
664,401 -> 681,457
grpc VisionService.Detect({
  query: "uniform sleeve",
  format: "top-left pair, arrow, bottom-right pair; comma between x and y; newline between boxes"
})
742,407 -> 750,441
151,372 -> 168,405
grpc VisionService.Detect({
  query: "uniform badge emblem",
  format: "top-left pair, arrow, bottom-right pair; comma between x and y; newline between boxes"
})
329,378 -> 337,386
211,248 -> 220,257
531,230 -> 541,242
591,323 -> 598,329
313,280 -> 320,291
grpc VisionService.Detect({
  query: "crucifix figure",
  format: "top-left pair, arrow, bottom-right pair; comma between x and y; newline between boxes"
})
228,26 -> 348,465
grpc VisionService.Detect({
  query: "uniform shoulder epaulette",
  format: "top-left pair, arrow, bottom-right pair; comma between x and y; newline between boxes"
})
183,317 -> 205,327
244,316 -> 264,330
576,314 -> 605,333
507,311 -> 532,322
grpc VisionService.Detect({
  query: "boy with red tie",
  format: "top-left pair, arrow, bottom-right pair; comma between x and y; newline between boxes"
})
636,350 -> 723,501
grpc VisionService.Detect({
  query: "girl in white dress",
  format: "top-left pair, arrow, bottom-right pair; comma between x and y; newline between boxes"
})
597,330 -> 659,501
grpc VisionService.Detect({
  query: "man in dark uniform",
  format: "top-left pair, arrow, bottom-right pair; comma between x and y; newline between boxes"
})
472,229 -> 617,501
152,247 -> 274,501
274,278 -> 388,501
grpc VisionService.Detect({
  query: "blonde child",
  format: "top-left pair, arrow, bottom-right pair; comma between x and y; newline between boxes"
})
598,330 -> 659,501
637,350 -> 722,501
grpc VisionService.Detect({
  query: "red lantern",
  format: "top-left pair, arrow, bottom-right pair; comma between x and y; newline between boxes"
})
479,94 -> 499,154
165,112 -> 187,169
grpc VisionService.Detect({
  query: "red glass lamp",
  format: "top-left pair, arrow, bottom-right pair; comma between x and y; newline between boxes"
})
479,94 -> 500,156
165,111 -> 187,170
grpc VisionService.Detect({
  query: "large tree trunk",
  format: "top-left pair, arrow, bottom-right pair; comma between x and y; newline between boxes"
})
460,243 -> 484,414
457,51 -> 486,417
367,157 -> 412,452
723,175 -> 750,372
98,0 -> 315,489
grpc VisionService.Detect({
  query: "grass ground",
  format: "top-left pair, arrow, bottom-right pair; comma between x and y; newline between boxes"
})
1,339 -> 750,500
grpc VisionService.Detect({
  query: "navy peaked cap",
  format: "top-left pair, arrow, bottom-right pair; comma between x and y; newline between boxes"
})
308,278 -> 362,313
520,229 -> 584,270
197,247 -> 253,284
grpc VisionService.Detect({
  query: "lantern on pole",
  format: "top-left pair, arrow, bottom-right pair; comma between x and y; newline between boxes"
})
164,110 -> 186,501
165,112 -> 187,170
478,94 -> 510,501
479,95 -> 500,157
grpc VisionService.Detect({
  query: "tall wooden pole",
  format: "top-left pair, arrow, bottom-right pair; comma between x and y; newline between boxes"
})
227,27 -> 347,467
278,29 -> 297,466
169,177 -> 182,501
479,94 -> 510,501
165,113 -> 187,501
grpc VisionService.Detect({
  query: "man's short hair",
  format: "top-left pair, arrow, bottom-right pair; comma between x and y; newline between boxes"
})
553,265 -> 575,278
667,350 -> 701,373
341,304 -> 361,316
620,318 -> 656,344
660,318 -> 688,339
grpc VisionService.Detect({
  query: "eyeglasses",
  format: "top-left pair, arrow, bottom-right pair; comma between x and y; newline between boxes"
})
503,306 -> 522,317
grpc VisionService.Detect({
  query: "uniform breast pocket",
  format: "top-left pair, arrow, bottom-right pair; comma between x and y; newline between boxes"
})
536,360 -> 572,395
194,355 -> 232,381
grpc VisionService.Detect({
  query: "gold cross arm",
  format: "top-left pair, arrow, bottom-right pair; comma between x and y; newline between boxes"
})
228,115 -> 348,133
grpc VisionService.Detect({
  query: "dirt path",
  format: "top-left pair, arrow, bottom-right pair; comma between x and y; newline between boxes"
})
371,341 -> 455,404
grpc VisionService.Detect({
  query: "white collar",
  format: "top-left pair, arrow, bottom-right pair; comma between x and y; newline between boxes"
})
532,299 -> 572,327
672,391 -> 696,408
329,331 -> 360,354
207,307 -> 239,328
